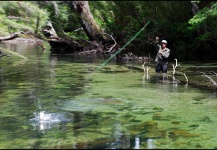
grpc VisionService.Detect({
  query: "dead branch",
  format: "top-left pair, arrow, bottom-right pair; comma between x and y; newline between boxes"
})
198,72 -> 217,86
172,59 -> 180,75
122,52 -> 135,61
207,71 -> 217,76
142,62 -> 150,73
183,73 -> 188,85
102,33 -> 117,53
36,40 -> 45,49
168,75 -> 180,84
74,27 -> 83,32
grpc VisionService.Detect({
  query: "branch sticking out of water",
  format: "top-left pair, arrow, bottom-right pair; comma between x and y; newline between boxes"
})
183,73 -> 188,85
207,71 -> 217,76
168,75 -> 180,84
172,59 -> 180,75
198,71 -> 217,86
142,62 -> 150,73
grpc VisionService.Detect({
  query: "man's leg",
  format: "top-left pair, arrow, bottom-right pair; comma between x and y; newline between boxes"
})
155,63 -> 162,73
156,63 -> 162,82
162,64 -> 168,73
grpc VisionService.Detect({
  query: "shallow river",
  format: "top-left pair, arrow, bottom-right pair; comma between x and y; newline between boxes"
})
0,40 -> 217,149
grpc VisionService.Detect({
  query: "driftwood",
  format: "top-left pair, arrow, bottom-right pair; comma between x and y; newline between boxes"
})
0,31 -> 24,41
122,52 -> 151,62
48,38 -> 82,53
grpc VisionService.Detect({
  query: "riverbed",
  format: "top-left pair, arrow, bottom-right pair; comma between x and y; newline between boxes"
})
0,39 -> 217,149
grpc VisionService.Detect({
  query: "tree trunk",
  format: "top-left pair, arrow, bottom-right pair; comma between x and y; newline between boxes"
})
35,15 -> 40,34
191,2 -> 207,34
71,1 -> 109,42
191,2 -> 199,15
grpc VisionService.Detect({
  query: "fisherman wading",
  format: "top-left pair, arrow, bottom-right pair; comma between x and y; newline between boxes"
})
154,37 -> 170,73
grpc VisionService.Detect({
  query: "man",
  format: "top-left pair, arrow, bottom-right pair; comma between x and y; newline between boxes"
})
154,37 -> 170,73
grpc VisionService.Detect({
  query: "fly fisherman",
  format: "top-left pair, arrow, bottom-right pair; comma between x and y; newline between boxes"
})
154,37 -> 170,73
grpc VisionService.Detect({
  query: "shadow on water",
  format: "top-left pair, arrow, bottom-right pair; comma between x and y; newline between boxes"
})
0,40 -> 217,149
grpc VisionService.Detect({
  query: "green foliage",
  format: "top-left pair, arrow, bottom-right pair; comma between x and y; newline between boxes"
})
65,31 -> 88,41
40,1 -> 86,39
89,1 -> 115,33
1,1 -> 217,61
186,2 -> 217,59
189,2 -> 217,28
0,1 -> 48,36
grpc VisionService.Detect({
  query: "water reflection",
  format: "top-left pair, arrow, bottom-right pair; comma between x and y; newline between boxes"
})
134,137 -> 140,149
110,116 -> 131,149
147,138 -> 156,149
142,72 -> 150,84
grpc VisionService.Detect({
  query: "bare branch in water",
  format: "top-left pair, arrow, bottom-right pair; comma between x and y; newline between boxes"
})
172,59 -> 180,75
168,75 -> 180,84
183,73 -> 188,85
142,62 -> 150,73
207,71 -> 217,76
198,71 -> 217,86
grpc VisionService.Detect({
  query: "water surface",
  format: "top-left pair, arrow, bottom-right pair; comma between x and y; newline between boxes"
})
0,40 -> 217,149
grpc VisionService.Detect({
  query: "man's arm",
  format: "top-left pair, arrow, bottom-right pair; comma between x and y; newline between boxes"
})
160,49 -> 170,58
154,37 -> 161,51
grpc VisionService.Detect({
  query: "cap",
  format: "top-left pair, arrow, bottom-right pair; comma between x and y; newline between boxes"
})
161,40 -> 167,44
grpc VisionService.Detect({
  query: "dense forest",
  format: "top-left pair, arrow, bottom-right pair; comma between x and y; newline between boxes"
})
0,1 -> 217,62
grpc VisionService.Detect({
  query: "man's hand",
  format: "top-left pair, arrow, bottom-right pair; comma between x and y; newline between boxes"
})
154,37 -> 159,44
158,50 -> 164,57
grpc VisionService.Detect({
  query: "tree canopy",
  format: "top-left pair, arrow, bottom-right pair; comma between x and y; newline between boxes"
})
0,1 -> 217,61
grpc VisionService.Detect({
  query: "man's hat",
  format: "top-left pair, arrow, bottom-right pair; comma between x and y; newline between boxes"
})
161,40 -> 167,44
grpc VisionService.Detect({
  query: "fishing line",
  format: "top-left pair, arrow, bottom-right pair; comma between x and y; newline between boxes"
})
85,21 -> 151,81
0,47 -> 28,60
96,21 -> 150,71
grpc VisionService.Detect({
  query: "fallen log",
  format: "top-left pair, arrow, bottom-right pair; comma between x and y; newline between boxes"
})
47,38 -> 82,53
0,31 -> 24,41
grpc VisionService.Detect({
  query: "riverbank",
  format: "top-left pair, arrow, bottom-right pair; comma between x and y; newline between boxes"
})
1,37 -> 45,46
0,37 -> 46,52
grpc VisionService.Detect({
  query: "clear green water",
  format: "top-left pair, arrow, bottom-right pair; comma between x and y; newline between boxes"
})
0,40 -> 217,149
